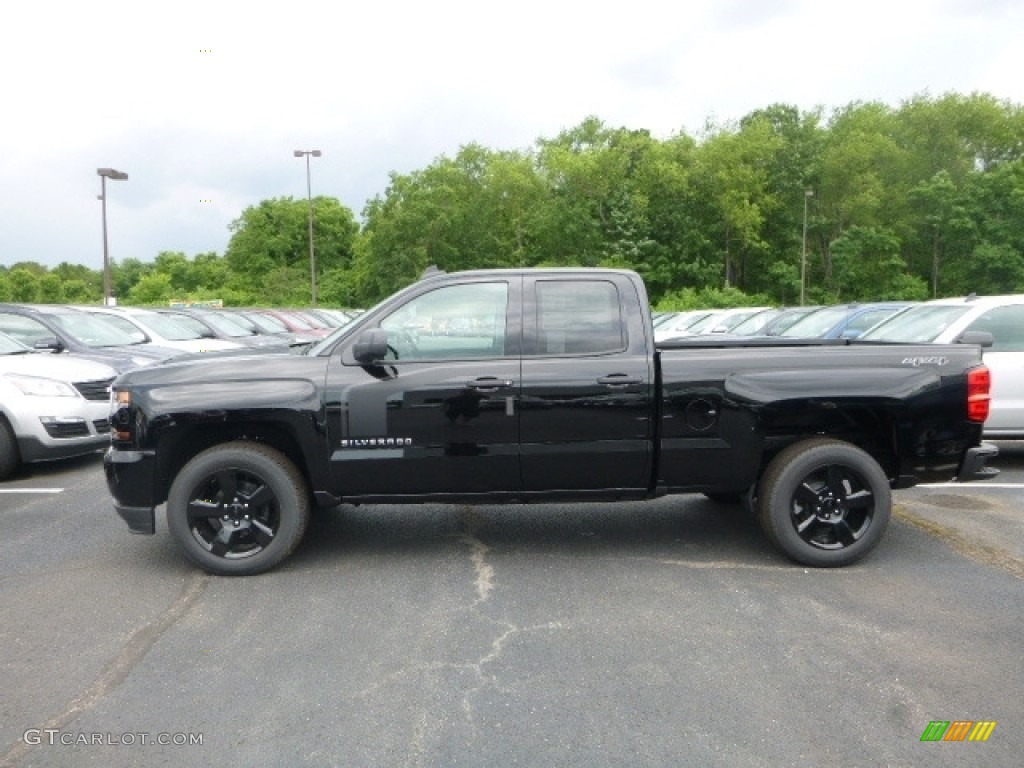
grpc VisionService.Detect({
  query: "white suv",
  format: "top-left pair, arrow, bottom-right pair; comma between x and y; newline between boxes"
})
861,294 -> 1024,438
0,332 -> 116,479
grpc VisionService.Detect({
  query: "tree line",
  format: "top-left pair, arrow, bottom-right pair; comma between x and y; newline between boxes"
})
3,92 -> 1023,311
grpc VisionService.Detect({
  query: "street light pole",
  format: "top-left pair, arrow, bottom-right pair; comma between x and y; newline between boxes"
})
97,168 -> 128,306
800,188 -> 814,306
294,149 -> 322,306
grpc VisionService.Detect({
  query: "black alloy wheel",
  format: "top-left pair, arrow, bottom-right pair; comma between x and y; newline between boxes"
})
166,442 -> 310,575
757,438 -> 891,567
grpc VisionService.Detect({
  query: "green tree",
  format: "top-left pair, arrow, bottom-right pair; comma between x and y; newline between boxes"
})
829,226 -> 928,300
225,197 -> 359,304
112,258 -> 153,302
693,118 -> 782,290
38,273 -> 66,303
52,262 -> 102,303
8,269 -> 40,302
907,170 -> 974,296
189,252 -> 230,299
358,143 -> 549,302
127,273 -> 173,305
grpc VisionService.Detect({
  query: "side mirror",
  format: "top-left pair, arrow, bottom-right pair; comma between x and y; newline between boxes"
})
956,330 -> 994,348
353,329 -> 389,363
34,337 -> 64,352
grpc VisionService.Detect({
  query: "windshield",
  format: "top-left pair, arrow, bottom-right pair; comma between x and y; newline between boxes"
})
859,305 -> 973,342
730,309 -> 783,335
50,313 -> 148,347
241,312 -> 288,333
778,306 -> 856,338
166,314 -> 216,338
273,311 -> 314,330
201,313 -> 255,338
131,311 -> 205,341
683,312 -> 727,334
0,331 -> 31,354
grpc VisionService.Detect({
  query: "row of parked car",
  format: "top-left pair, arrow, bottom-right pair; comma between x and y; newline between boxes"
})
654,295 -> 1024,439
2,292 -> 1021,481
0,303 -> 361,479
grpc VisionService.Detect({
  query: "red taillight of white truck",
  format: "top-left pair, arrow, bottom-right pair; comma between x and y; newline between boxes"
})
967,366 -> 991,422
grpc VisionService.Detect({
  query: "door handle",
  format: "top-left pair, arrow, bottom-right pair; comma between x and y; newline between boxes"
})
466,377 -> 513,390
597,374 -> 642,387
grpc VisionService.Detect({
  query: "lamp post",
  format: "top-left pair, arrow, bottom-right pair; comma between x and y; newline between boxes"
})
97,167 -> 128,306
800,188 -> 814,306
294,149 -> 322,306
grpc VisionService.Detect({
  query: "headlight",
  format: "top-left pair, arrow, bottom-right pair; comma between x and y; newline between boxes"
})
5,374 -> 77,397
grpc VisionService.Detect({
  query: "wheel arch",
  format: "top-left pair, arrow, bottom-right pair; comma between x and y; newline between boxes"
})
754,401 -> 901,487
153,420 -> 315,507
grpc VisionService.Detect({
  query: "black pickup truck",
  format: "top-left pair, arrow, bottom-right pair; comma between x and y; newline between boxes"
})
104,268 -> 998,575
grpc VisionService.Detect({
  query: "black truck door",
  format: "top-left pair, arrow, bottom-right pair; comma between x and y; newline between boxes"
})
519,275 -> 654,493
328,278 -> 522,498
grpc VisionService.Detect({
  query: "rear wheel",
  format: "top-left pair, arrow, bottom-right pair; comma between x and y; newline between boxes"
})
166,442 -> 310,576
757,438 -> 891,567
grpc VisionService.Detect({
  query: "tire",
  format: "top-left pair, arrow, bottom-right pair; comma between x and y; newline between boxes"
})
756,438 -> 891,567
0,417 -> 20,480
166,442 -> 310,576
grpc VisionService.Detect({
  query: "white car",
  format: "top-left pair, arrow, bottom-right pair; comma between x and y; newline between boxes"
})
860,294 -> 1024,438
0,332 -> 116,479
80,307 -> 243,354
654,307 -> 773,342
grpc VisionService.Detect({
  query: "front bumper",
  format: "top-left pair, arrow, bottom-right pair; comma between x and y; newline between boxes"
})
115,504 -> 156,535
955,442 -> 1000,482
104,447 -> 158,535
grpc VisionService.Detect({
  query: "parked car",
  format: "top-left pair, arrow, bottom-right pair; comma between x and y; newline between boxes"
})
674,307 -> 773,337
305,308 -> 357,329
0,331 -> 116,479
728,306 -> 822,337
776,302 -> 915,340
0,304 -> 177,372
652,310 -> 717,342
860,294 -> 1024,438
80,307 -> 243,354
155,308 -> 291,351
221,310 -> 315,347
248,308 -> 333,339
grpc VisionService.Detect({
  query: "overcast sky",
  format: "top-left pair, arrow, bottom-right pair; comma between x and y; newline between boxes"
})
3,0 -> 1022,271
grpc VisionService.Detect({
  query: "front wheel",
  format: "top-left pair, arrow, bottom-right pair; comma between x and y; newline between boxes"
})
166,442 -> 310,576
0,417 -> 20,480
756,438 -> 891,567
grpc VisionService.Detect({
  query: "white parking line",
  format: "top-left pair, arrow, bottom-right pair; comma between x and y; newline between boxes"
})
917,483 -> 1024,489
0,488 -> 64,494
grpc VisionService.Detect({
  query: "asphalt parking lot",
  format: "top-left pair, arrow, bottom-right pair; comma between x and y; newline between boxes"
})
0,443 -> 1021,767
896,440 -> 1024,572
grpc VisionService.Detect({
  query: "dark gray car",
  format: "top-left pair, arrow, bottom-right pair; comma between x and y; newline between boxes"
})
0,304 -> 179,372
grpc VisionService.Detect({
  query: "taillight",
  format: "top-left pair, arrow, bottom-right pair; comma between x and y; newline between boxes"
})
966,366 -> 991,422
